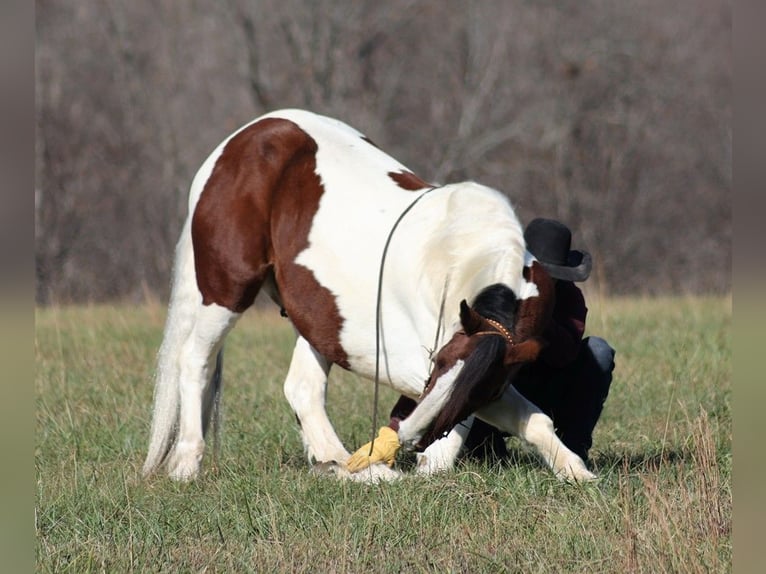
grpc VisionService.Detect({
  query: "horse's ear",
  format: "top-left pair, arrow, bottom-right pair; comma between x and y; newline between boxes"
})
504,337 -> 544,367
459,300 -> 484,335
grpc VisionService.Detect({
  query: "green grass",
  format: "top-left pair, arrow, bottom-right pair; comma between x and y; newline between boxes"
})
35,297 -> 731,573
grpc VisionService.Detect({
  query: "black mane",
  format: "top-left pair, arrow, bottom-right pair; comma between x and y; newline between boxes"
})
471,283 -> 519,330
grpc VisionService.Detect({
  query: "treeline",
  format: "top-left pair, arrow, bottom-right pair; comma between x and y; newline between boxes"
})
35,0 -> 731,303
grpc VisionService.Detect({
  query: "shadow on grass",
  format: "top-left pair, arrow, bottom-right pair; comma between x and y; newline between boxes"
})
460,441 -> 695,476
266,436 -> 701,479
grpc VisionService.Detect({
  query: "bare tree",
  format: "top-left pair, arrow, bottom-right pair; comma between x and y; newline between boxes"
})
35,0 -> 731,302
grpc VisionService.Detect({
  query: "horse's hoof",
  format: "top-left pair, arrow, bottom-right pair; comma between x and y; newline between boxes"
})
346,462 -> 402,483
311,461 -> 402,483
167,459 -> 201,481
166,442 -> 204,481
311,461 -> 342,476
558,463 -> 598,483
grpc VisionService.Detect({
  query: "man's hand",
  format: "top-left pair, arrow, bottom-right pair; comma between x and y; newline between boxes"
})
346,426 -> 401,472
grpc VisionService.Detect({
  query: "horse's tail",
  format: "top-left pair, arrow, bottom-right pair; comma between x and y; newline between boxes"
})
142,217 -> 223,477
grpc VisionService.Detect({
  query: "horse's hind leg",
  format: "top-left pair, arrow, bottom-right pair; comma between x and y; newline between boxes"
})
167,302 -> 239,481
283,336 -> 350,465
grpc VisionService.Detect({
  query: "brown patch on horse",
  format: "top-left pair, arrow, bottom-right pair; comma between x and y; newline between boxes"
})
192,117 -> 350,367
515,262 -> 555,339
503,338 -> 543,367
388,170 -> 432,191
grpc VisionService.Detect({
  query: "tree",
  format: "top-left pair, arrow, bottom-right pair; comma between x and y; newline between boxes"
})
35,0 -> 731,302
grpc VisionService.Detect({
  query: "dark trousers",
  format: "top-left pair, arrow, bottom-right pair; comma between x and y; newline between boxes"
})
466,337 -> 615,462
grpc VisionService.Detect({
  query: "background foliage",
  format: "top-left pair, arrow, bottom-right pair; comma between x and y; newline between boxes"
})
35,0 -> 730,303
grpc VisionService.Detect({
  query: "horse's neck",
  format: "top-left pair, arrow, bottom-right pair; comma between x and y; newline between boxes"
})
386,184 -> 525,352
405,250 -> 524,361
368,182 -> 526,388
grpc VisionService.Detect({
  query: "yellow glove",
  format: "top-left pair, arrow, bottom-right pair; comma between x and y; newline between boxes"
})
346,426 -> 401,472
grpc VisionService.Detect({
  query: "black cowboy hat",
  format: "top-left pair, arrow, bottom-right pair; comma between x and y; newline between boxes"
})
524,218 -> 592,282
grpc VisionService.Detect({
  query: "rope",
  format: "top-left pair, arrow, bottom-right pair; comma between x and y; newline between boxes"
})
431,274 -> 451,362
369,186 -> 440,455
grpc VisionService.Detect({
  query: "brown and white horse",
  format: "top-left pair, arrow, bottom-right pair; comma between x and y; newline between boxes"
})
142,109 -> 595,483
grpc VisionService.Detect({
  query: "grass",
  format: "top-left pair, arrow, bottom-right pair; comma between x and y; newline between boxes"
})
35,297 -> 731,573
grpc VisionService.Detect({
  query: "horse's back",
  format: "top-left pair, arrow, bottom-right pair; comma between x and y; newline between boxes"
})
189,109 -> 434,246
183,109 -> 525,385
184,110 -> 436,366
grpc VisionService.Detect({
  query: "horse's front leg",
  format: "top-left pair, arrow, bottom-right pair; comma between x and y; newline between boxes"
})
283,337 -> 350,465
414,415 -> 475,475
476,385 -> 597,482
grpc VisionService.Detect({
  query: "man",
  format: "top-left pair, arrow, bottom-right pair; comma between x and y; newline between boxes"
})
465,218 -> 615,464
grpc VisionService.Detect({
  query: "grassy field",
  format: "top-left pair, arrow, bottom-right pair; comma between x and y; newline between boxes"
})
35,297 -> 731,573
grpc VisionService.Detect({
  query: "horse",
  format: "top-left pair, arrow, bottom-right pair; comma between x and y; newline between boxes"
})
142,109 -> 596,483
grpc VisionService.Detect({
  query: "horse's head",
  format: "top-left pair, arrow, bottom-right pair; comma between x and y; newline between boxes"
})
397,262 -> 554,450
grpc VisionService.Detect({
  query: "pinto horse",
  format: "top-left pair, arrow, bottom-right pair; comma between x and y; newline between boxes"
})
142,109 -> 595,483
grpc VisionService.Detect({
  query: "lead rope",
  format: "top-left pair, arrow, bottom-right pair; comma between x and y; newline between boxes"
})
369,186 -> 440,456
431,274 -> 451,364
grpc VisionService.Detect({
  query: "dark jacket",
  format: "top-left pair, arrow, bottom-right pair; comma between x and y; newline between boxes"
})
539,280 -> 587,369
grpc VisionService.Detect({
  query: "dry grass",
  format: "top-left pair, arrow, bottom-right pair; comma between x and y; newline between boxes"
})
35,297 -> 731,572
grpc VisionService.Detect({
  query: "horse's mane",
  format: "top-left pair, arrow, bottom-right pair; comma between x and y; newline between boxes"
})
457,282 -> 520,400
471,283 -> 519,328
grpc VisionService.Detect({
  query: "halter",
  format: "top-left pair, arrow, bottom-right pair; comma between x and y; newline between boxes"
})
476,317 -> 514,345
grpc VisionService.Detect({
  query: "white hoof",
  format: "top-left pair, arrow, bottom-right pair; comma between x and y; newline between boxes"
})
414,452 -> 451,475
313,461 -> 402,483
167,441 -> 204,481
347,462 -> 403,483
556,455 -> 598,483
